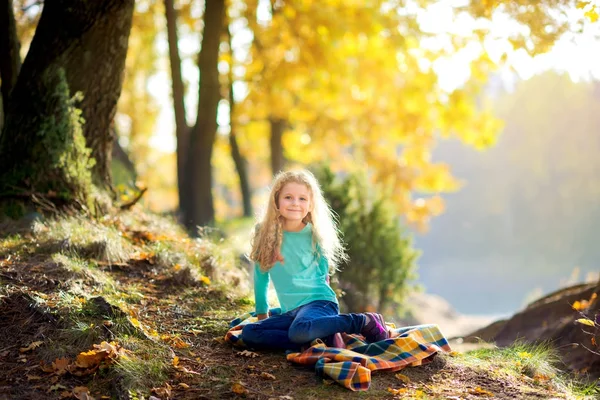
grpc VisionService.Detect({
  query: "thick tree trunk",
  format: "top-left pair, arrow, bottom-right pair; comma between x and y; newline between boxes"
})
59,2 -> 134,188
164,0 -> 191,220
185,0 -> 225,229
0,0 -> 21,131
269,118 -> 286,175
0,0 -> 134,209
226,27 -> 252,218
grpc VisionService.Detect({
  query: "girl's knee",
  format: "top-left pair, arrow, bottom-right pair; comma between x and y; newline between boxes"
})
241,323 -> 259,343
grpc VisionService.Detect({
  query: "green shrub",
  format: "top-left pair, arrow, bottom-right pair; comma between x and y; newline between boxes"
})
315,166 -> 419,315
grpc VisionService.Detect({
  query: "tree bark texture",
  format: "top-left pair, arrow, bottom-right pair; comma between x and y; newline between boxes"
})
226,30 -> 252,218
269,117 -> 286,176
0,0 -> 21,131
0,0 -> 135,192
164,0 -> 191,219
184,0 -> 225,230
0,0 -> 21,104
229,130 -> 252,217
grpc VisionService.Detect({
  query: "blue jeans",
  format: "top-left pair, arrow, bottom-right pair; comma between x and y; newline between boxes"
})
241,300 -> 366,351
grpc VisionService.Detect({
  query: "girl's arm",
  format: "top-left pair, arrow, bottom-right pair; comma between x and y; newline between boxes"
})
254,263 -> 270,316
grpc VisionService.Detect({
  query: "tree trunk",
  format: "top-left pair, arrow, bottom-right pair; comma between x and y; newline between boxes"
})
229,128 -> 252,217
164,0 -> 191,221
185,0 -> 225,230
227,27 -> 252,218
0,0 -> 21,131
270,117 -> 286,175
111,128 -> 137,180
0,0 -> 134,210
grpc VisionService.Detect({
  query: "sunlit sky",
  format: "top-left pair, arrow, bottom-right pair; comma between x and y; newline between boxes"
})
145,1 -> 600,153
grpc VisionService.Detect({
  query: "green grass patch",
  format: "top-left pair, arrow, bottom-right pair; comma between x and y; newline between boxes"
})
112,337 -> 171,393
33,216 -> 133,263
0,233 -> 26,257
457,341 -> 560,380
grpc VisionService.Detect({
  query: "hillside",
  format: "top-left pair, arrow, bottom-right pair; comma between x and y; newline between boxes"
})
462,282 -> 600,380
0,211 -> 597,399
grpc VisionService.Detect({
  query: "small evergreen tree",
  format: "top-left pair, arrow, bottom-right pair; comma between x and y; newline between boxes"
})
315,166 -> 419,315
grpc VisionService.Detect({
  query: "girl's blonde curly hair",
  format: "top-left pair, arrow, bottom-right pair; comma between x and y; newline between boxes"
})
250,169 -> 347,273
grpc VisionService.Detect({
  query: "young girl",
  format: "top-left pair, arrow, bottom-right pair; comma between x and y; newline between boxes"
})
240,169 -> 389,351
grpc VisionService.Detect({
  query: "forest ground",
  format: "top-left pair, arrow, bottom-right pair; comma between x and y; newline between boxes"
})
0,210 -> 597,399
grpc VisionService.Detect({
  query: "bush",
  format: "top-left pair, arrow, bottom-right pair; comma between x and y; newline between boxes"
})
314,166 -> 419,315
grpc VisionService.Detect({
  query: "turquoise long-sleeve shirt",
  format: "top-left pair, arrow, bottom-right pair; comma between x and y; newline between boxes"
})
253,223 -> 338,314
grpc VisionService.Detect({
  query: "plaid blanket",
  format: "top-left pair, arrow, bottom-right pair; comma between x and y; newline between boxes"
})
224,310 -> 451,391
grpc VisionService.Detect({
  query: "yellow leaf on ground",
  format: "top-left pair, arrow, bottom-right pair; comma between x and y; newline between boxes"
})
232,382 -> 248,395
468,387 -> 494,396
200,276 -> 211,285
576,318 -> 596,327
128,317 -> 141,328
172,356 -> 180,366
395,373 -> 411,383
75,349 -> 106,368
387,387 -> 408,395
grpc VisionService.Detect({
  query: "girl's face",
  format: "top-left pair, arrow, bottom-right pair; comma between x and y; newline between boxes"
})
277,182 -> 312,224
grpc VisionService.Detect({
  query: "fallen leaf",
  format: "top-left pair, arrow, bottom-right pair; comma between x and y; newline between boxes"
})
152,382 -> 172,398
387,387 -> 408,395
52,357 -> 71,375
395,373 -> 411,383
75,349 -> 106,368
177,382 -> 190,389
20,341 -> 43,353
47,384 -> 68,393
534,373 -> 551,382
26,374 -> 43,381
238,350 -> 259,358
232,382 -> 248,395
468,387 -> 494,396
172,356 -> 180,367
576,318 -> 596,327
260,372 -> 276,380
72,386 -> 93,400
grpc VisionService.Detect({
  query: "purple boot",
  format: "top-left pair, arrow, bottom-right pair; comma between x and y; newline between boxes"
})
361,313 -> 389,342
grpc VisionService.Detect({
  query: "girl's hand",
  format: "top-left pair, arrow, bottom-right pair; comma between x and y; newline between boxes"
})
257,313 -> 268,320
